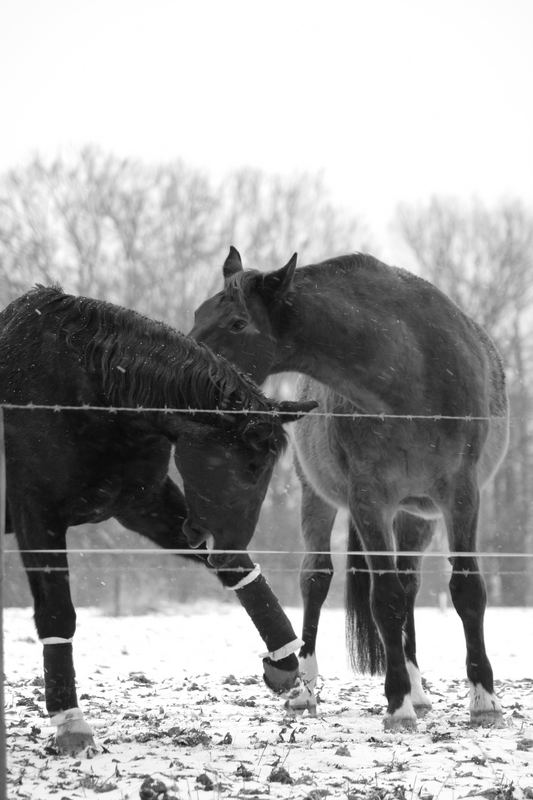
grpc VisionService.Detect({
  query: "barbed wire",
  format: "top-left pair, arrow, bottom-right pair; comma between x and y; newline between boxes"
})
3,565 -> 530,577
3,548 -> 532,558
3,548 -> 531,578
0,401 -> 509,422
0,402 -> 522,581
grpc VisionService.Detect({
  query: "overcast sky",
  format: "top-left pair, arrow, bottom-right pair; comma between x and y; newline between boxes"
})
1,0 -> 532,255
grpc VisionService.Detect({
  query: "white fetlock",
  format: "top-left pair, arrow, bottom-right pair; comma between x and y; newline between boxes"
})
469,682 -> 503,726
384,695 -> 418,731
51,708 -> 95,755
285,653 -> 318,715
406,660 -> 432,714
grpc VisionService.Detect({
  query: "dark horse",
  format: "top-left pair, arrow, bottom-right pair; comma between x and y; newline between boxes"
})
191,247 -> 509,730
0,285 -> 316,754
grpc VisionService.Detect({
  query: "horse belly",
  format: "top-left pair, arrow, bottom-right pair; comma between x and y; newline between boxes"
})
291,419 -> 349,509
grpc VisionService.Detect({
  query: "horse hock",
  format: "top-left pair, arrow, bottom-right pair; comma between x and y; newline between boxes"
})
229,566 -> 302,693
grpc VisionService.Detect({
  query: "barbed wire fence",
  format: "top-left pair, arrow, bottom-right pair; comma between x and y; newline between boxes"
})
0,400 -> 530,794
0,401 -> 528,585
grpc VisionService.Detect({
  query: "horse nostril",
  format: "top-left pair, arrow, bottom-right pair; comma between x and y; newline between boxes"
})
183,519 -> 210,549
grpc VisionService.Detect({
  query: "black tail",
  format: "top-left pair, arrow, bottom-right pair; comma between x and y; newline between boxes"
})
345,519 -> 385,674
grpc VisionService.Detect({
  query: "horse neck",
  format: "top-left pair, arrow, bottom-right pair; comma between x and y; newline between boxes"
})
272,275 -> 393,411
93,328 -> 267,421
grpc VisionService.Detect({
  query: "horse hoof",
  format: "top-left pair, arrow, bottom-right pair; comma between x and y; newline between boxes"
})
284,696 -> 317,716
263,661 -> 299,694
469,709 -> 505,728
414,702 -> 432,718
383,714 -> 418,732
55,713 -> 96,756
56,731 -> 96,756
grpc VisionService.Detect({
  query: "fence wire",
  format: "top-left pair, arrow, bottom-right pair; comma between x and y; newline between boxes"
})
0,401 -> 527,579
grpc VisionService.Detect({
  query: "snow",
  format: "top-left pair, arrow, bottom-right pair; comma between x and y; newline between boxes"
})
3,603 -> 533,799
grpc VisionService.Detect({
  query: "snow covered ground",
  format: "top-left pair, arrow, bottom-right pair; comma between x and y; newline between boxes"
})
3,603 -> 533,799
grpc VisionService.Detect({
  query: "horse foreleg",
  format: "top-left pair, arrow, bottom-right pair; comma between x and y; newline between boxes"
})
18,524 -> 94,755
208,551 -> 302,693
287,481 -> 336,715
445,477 -> 502,726
395,512 -> 435,716
119,482 -> 301,694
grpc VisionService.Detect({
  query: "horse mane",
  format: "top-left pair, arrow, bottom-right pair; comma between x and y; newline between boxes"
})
22,285 -> 274,417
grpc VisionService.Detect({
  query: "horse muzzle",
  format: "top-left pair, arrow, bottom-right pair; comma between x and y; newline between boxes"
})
183,519 -> 213,550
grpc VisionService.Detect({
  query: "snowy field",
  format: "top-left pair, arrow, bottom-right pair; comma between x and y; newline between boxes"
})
3,603 -> 533,800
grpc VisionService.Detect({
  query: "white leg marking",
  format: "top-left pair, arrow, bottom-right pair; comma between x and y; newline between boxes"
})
406,660 -> 432,710
286,653 -> 318,715
469,682 -> 502,718
384,695 -> 418,731
41,637 -> 73,645
51,707 -> 95,754
227,563 -> 261,591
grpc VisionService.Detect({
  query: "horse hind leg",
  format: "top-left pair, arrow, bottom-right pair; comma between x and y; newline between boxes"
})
285,476 -> 336,715
16,515 -> 94,755
395,511 -> 435,716
348,485 -> 417,731
444,473 -> 502,726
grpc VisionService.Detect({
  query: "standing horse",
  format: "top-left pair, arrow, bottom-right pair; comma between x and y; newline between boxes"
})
191,248 -> 509,730
0,285 -> 316,755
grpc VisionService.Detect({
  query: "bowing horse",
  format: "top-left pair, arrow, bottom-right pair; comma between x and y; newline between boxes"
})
0,285 -> 316,754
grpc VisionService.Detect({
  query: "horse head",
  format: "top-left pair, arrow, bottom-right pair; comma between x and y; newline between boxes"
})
189,247 -> 297,382
173,399 -> 317,557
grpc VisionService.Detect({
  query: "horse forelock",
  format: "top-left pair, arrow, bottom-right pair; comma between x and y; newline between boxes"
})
225,270 -> 261,305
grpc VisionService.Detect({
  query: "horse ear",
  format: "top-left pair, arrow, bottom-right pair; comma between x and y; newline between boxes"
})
261,253 -> 298,301
223,246 -> 243,283
277,399 -> 318,424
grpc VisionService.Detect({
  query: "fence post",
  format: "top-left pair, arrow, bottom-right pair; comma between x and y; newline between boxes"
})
0,408 -> 7,800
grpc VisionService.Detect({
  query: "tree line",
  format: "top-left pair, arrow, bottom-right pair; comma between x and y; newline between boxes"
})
1,148 -> 532,609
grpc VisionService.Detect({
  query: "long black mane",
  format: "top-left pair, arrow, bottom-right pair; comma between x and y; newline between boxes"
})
14,286 -> 273,415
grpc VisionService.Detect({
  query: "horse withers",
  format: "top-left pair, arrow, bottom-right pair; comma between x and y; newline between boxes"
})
0,285 -> 316,754
191,248 -> 509,730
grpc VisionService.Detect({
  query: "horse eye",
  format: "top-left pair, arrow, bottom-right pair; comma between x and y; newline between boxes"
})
229,318 -> 247,333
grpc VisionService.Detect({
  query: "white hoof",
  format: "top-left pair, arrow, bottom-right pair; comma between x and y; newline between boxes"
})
383,696 -> 418,731
406,660 -> 432,715
285,684 -> 317,716
52,708 -> 95,756
469,683 -> 503,726
285,653 -> 318,715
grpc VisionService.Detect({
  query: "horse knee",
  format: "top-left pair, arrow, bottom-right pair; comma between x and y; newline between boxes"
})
300,567 -> 332,605
35,599 -> 76,640
449,571 -> 487,617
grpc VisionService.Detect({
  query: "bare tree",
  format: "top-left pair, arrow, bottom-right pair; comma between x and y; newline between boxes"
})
217,167 -> 369,271
0,147 -> 367,610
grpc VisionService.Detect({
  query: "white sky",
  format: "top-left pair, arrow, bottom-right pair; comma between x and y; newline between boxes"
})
1,0 -> 532,253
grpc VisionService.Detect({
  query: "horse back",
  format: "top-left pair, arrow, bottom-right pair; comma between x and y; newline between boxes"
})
290,257 -> 509,503
0,290 -> 171,526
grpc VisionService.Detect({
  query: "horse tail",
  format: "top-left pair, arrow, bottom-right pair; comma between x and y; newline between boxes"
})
345,519 -> 385,674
